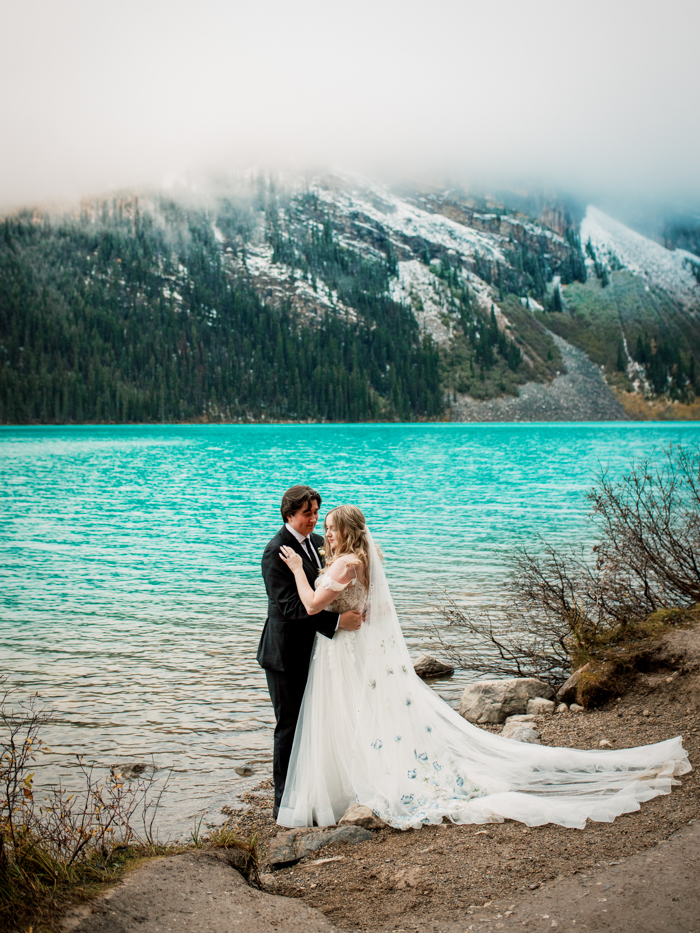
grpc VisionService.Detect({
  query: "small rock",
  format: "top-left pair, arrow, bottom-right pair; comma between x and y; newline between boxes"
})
295,831 -> 336,857
555,663 -> 594,705
392,867 -> 424,889
459,678 -> 555,725
413,654 -> 455,679
599,739 -> 613,747
527,697 -> 555,716
504,714 -> 536,725
326,825 -> 373,846
570,703 -> 584,713
555,703 -> 568,714
234,765 -> 255,777
298,825 -> 372,857
267,832 -> 299,867
112,763 -> 157,780
339,804 -> 388,830
643,709 -> 651,717
501,722 -> 541,744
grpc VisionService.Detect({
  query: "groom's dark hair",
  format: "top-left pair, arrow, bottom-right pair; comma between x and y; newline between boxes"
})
281,485 -> 322,522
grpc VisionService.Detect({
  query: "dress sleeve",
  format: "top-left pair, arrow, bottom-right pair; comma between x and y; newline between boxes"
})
318,573 -> 350,593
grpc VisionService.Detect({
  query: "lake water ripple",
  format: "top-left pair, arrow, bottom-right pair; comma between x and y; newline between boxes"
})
2,422 -> 698,835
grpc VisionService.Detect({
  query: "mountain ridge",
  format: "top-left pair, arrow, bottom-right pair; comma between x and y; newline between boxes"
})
1,174 -> 698,424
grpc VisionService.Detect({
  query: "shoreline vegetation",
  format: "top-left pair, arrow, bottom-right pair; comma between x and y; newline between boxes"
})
3,443 -> 699,931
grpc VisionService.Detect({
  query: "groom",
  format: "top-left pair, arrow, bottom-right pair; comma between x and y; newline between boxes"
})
258,484 -> 363,818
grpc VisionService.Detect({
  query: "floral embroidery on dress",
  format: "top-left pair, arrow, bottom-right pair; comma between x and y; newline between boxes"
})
371,739 -> 383,750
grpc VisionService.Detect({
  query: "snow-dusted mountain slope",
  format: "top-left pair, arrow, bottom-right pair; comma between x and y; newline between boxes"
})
218,176 -> 698,408
581,206 -> 700,310
4,173 -> 698,425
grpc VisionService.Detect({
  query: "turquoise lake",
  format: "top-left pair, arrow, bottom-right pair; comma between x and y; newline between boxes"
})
2,422 -> 700,836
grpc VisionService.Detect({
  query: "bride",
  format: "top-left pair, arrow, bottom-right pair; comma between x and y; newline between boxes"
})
277,505 -> 690,831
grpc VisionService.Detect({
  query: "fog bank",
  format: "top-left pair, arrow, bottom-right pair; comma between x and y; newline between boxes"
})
1,0 -> 699,212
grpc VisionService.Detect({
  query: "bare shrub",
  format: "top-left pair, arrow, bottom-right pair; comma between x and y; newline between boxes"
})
432,593 -> 569,686
434,444 -> 700,682
0,686 -> 168,928
590,444 -> 700,610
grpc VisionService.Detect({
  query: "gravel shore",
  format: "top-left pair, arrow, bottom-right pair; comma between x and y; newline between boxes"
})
230,623 -> 699,931
64,622 -> 699,933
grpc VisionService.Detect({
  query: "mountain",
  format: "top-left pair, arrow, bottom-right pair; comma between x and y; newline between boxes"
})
1,174 -> 698,424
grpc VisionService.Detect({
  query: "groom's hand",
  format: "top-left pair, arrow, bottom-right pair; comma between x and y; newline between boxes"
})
338,610 -> 363,631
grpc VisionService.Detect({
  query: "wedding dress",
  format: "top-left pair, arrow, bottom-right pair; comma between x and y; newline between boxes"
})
277,532 -> 691,831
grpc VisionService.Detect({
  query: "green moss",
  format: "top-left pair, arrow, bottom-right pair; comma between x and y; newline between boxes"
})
567,603 -> 699,708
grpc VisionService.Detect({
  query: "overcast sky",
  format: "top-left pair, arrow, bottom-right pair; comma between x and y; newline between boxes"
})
1,0 -> 699,212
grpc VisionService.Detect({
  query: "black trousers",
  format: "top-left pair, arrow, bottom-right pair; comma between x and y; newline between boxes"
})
265,669 -> 307,814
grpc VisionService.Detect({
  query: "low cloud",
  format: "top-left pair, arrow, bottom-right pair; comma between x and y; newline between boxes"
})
2,0 -> 699,214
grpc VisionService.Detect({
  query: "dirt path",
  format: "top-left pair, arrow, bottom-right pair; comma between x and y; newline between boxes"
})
439,820 -> 700,933
62,820 -> 700,933
62,850 -> 337,933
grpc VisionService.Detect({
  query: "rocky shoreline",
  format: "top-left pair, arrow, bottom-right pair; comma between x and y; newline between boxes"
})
62,622 -> 699,933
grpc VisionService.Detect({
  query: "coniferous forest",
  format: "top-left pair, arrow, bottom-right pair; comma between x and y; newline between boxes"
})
0,202 -> 442,423
1,179 -> 697,424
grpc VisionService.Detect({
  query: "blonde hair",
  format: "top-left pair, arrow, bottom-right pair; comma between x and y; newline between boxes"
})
323,505 -> 374,574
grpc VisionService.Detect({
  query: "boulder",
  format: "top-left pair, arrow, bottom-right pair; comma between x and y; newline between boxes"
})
500,722 -> 542,744
459,678 -> 555,724
267,825 -> 373,867
266,832 -> 299,867
413,655 -> 455,679
555,663 -> 594,705
527,697 -> 555,716
339,804 -> 388,830
295,825 -> 372,858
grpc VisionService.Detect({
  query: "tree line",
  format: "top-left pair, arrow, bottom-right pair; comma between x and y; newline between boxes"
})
0,205 -> 442,424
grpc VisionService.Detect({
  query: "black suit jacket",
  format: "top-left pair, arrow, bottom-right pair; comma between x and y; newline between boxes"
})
257,526 -> 338,674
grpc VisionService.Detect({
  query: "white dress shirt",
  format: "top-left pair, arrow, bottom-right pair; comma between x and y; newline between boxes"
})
285,522 -> 322,568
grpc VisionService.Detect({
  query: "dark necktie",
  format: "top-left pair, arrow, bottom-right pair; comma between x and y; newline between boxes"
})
302,537 -> 317,567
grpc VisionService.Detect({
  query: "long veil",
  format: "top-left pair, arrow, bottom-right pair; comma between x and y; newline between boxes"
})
278,529 -> 691,830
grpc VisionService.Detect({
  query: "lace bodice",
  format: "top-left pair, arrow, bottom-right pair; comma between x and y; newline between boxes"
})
315,571 -> 368,613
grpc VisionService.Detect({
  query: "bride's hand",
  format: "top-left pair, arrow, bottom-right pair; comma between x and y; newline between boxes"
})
279,545 -> 303,573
